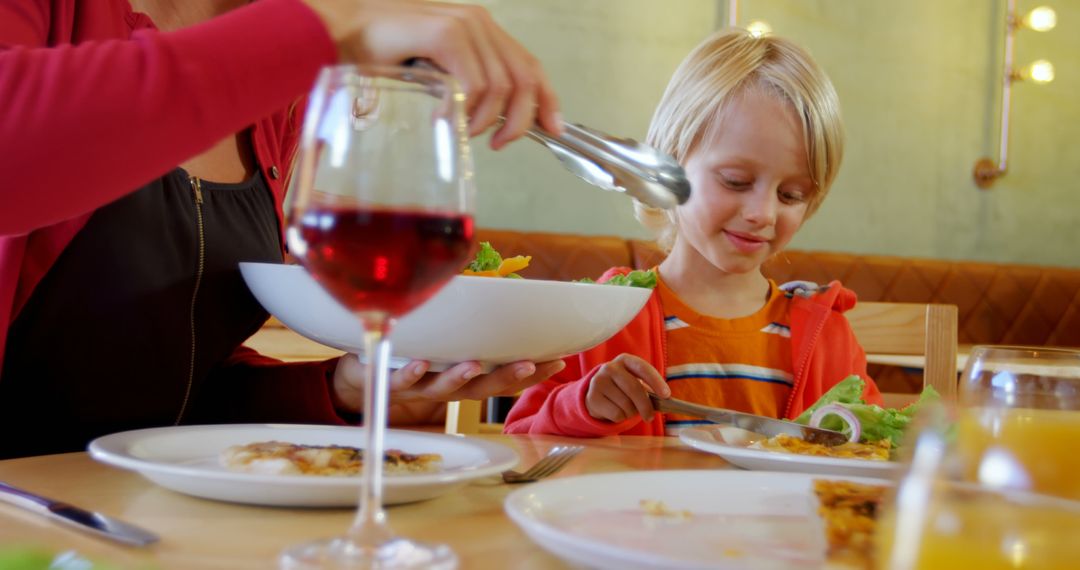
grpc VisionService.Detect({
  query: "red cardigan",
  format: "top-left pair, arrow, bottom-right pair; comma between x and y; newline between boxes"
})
504,278 -> 883,436
0,0 -> 351,423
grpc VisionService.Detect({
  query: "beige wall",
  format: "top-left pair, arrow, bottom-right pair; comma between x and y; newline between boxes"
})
473,0 -> 1079,268
468,0 -> 717,238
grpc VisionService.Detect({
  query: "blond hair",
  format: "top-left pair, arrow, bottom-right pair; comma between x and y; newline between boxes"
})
635,28 -> 844,252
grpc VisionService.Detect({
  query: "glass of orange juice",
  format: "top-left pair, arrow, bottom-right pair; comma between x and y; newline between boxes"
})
876,347 -> 1080,569
957,345 -> 1080,500
876,412 -> 1080,570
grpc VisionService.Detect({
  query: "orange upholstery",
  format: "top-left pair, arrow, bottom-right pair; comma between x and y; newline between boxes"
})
478,228 -> 1080,394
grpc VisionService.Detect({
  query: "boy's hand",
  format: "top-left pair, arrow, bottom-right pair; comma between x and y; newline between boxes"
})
585,354 -> 671,423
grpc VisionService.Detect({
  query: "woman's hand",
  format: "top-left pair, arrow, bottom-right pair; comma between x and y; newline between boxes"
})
585,354 -> 671,423
332,354 -> 567,414
300,0 -> 562,149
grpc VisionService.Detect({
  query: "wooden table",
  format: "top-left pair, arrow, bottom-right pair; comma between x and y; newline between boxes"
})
0,434 -> 730,569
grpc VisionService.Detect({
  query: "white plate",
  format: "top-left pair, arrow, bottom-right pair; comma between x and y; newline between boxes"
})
679,424 -> 900,479
89,424 -> 517,507
505,470 -> 885,570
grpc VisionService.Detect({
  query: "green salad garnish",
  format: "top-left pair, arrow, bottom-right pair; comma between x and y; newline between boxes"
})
794,375 -> 940,448
576,269 -> 658,289
467,241 -> 502,272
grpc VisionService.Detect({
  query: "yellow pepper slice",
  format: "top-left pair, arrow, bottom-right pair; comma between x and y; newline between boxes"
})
497,255 -> 532,276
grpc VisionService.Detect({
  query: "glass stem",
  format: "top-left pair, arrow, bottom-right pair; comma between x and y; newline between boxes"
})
348,313 -> 394,547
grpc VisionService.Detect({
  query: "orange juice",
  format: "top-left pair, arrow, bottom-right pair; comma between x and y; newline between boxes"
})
956,407 -> 1080,500
876,494 -> 1080,569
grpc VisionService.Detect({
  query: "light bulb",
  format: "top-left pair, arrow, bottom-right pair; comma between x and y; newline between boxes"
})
746,20 -> 772,38
1023,6 -> 1057,32
1028,59 -> 1055,84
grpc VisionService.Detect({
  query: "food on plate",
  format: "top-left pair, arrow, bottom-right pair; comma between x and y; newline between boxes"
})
813,479 -> 887,569
462,241 -> 531,278
751,433 -> 892,461
639,499 -> 693,519
220,441 -> 442,476
794,376 -> 940,449
736,377 -> 939,462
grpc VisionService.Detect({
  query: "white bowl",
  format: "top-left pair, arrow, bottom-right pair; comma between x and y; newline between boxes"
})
240,262 -> 651,371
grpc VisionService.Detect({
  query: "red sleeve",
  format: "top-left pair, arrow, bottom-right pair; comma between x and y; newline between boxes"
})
0,0 -> 336,234
504,289 -> 667,436
503,355 -> 645,437
186,345 -> 348,425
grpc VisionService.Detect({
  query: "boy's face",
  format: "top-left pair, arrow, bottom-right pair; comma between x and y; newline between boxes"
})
674,91 -> 813,276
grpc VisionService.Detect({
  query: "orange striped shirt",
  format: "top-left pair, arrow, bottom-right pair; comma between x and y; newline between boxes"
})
657,277 -> 793,434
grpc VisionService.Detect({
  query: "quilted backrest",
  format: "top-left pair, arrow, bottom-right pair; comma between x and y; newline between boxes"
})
481,229 -> 1080,348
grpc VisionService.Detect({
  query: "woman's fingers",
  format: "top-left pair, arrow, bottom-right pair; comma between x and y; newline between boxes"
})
500,359 -> 566,395
427,4 -> 513,137
398,361 -> 481,401
301,0 -> 560,146
388,360 -> 430,392
486,24 -> 562,143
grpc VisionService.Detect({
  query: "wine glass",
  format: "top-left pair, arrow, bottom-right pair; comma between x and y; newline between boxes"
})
280,64 -> 474,569
875,347 -> 1080,569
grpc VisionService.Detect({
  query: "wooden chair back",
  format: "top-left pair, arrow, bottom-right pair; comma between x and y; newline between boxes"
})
844,302 -> 959,407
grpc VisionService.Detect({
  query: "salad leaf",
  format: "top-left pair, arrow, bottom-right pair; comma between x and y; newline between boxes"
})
467,241 -> 502,272
576,269 -> 658,289
794,376 -> 865,422
794,375 -> 941,448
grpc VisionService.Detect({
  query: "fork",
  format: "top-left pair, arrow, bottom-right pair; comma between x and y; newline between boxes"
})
502,445 -> 584,484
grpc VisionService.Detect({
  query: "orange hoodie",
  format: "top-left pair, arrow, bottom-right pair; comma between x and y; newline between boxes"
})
504,277 -> 882,437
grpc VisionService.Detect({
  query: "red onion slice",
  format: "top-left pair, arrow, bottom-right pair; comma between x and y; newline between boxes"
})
809,404 -> 861,443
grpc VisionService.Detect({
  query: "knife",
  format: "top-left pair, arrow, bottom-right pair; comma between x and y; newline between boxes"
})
650,395 -> 850,446
0,481 -> 159,547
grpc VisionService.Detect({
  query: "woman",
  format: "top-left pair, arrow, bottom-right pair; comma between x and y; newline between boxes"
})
0,0 -> 566,458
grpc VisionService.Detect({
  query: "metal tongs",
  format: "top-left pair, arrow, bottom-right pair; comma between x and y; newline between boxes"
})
525,122 -> 690,210
405,59 -> 691,209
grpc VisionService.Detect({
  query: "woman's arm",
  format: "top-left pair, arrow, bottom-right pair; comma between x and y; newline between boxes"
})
0,0 -> 336,234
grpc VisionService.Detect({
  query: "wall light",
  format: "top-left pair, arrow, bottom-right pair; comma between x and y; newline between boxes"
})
1023,59 -> 1055,83
746,20 -> 772,38
973,2 -> 1057,189
1022,6 -> 1057,32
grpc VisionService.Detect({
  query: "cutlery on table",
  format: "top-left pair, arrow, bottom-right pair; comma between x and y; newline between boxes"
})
650,395 -> 849,446
502,445 -> 584,484
0,481 -> 159,547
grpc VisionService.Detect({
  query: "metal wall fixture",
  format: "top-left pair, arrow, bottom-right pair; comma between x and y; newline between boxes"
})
973,2 -> 1057,189
725,0 -> 771,36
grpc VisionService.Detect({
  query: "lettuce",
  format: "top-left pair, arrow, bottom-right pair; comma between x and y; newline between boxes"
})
467,242 -> 502,272
794,375 -> 941,447
576,269 -> 658,289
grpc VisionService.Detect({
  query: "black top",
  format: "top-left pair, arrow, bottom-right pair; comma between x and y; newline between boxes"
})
0,169 -> 283,458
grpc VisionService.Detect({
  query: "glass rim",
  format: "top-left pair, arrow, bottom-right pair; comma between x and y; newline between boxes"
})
968,344 -> 1080,357
317,63 -> 461,94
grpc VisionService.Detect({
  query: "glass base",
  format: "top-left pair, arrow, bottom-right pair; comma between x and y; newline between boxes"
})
279,536 -> 458,570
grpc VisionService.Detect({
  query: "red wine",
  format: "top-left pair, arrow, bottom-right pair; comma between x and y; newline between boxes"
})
294,206 -> 474,317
